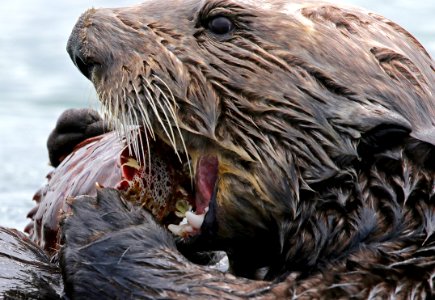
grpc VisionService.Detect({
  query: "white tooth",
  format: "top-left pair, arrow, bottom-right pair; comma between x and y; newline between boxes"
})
184,225 -> 195,233
168,223 -> 196,237
168,224 -> 182,236
186,211 -> 205,229
180,217 -> 188,226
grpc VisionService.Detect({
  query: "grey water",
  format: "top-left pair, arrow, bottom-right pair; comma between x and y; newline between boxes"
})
0,0 -> 434,231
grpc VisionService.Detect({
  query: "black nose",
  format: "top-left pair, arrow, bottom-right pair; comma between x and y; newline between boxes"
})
67,43 -> 97,80
67,24 -> 99,80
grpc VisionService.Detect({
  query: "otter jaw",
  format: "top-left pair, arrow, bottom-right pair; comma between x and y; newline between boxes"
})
168,155 -> 218,238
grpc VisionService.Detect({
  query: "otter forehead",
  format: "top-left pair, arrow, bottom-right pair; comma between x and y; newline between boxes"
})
111,0 -> 318,21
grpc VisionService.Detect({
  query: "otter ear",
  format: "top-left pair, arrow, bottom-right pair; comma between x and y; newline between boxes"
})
357,120 -> 435,171
357,124 -> 411,158
351,104 -> 412,157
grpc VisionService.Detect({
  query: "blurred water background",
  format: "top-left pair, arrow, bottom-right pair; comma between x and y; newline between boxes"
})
0,0 -> 434,231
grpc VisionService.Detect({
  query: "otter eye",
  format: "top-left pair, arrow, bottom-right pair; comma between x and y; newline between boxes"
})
207,16 -> 234,35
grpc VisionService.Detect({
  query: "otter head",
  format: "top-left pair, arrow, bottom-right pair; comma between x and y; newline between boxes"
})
67,0 -> 435,278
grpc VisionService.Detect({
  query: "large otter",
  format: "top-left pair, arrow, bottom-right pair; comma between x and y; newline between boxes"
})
1,0 -> 435,298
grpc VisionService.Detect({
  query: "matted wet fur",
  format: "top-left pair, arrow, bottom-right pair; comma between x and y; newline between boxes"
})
66,0 -> 435,296
62,0 -> 435,296
0,228 -> 62,299
1,0 -> 434,298
59,187 -> 434,299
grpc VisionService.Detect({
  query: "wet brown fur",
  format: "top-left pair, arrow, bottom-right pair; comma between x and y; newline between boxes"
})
60,0 -> 435,298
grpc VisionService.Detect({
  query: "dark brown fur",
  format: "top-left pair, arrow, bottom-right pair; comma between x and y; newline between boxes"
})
0,228 -> 62,299
10,0 -> 435,298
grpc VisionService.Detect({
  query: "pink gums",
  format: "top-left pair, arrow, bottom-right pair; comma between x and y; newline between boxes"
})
194,155 -> 218,214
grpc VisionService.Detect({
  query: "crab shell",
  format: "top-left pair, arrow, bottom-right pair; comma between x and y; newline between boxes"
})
25,131 -> 189,255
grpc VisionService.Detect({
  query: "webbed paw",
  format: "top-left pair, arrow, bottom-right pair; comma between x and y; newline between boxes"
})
47,108 -> 108,167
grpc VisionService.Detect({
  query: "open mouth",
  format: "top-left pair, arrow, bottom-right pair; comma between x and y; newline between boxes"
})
116,129 -> 218,239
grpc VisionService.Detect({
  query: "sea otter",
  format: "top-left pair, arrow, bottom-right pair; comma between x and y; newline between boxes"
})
1,0 -> 434,298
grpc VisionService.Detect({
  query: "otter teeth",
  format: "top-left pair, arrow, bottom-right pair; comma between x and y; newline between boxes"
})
168,224 -> 193,236
168,209 -> 208,237
185,211 -> 205,229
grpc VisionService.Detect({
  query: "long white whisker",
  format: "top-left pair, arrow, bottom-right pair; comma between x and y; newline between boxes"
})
102,91 -> 110,121
141,119 -> 152,178
130,102 -> 147,165
102,94 -> 114,131
142,81 -> 178,153
121,90 -> 132,155
132,83 -> 155,140
113,95 -> 120,135
127,101 -> 141,162
132,90 -> 154,173
152,76 -> 192,181
152,83 -> 177,148
151,83 -> 185,167
136,100 -> 155,140
153,75 -> 178,108
137,99 -> 156,140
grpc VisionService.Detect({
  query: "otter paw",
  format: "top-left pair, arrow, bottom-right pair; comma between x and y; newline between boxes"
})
47,108 -> 108,167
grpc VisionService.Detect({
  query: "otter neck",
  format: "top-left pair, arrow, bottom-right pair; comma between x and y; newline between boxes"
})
265,150 -> 435,279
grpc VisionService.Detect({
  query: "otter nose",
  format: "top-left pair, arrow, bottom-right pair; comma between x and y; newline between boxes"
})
67,39 -> 97,80
67,10 -> 101,81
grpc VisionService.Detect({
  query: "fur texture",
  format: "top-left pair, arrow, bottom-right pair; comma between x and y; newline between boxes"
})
66,0 -> 435,281
0,228 -> 62,299
5,0 -> 435,298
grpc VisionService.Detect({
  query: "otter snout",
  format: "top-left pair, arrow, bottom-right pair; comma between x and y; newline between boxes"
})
67,44 -> 97,80
67,9 -> 102,80
67,6 -> 161,86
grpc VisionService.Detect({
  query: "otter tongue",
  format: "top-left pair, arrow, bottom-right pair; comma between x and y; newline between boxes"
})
195,155 -> 218,214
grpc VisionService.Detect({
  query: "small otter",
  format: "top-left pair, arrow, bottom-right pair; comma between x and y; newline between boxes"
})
1,0 -> 434,298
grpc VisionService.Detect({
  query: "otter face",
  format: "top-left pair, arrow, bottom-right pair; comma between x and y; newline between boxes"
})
67,0 -> 434,276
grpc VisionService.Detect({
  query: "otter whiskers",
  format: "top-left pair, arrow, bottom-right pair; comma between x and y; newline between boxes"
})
140,80 -> 178,157
153,75 -> 192,180
97,74 -> 192,182
128,100 -> 142,166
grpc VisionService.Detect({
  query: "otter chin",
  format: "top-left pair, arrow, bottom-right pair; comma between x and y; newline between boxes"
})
57,0 -> 435,295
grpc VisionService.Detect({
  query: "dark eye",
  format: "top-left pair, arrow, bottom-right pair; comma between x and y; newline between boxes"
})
207,16 -> 235,35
